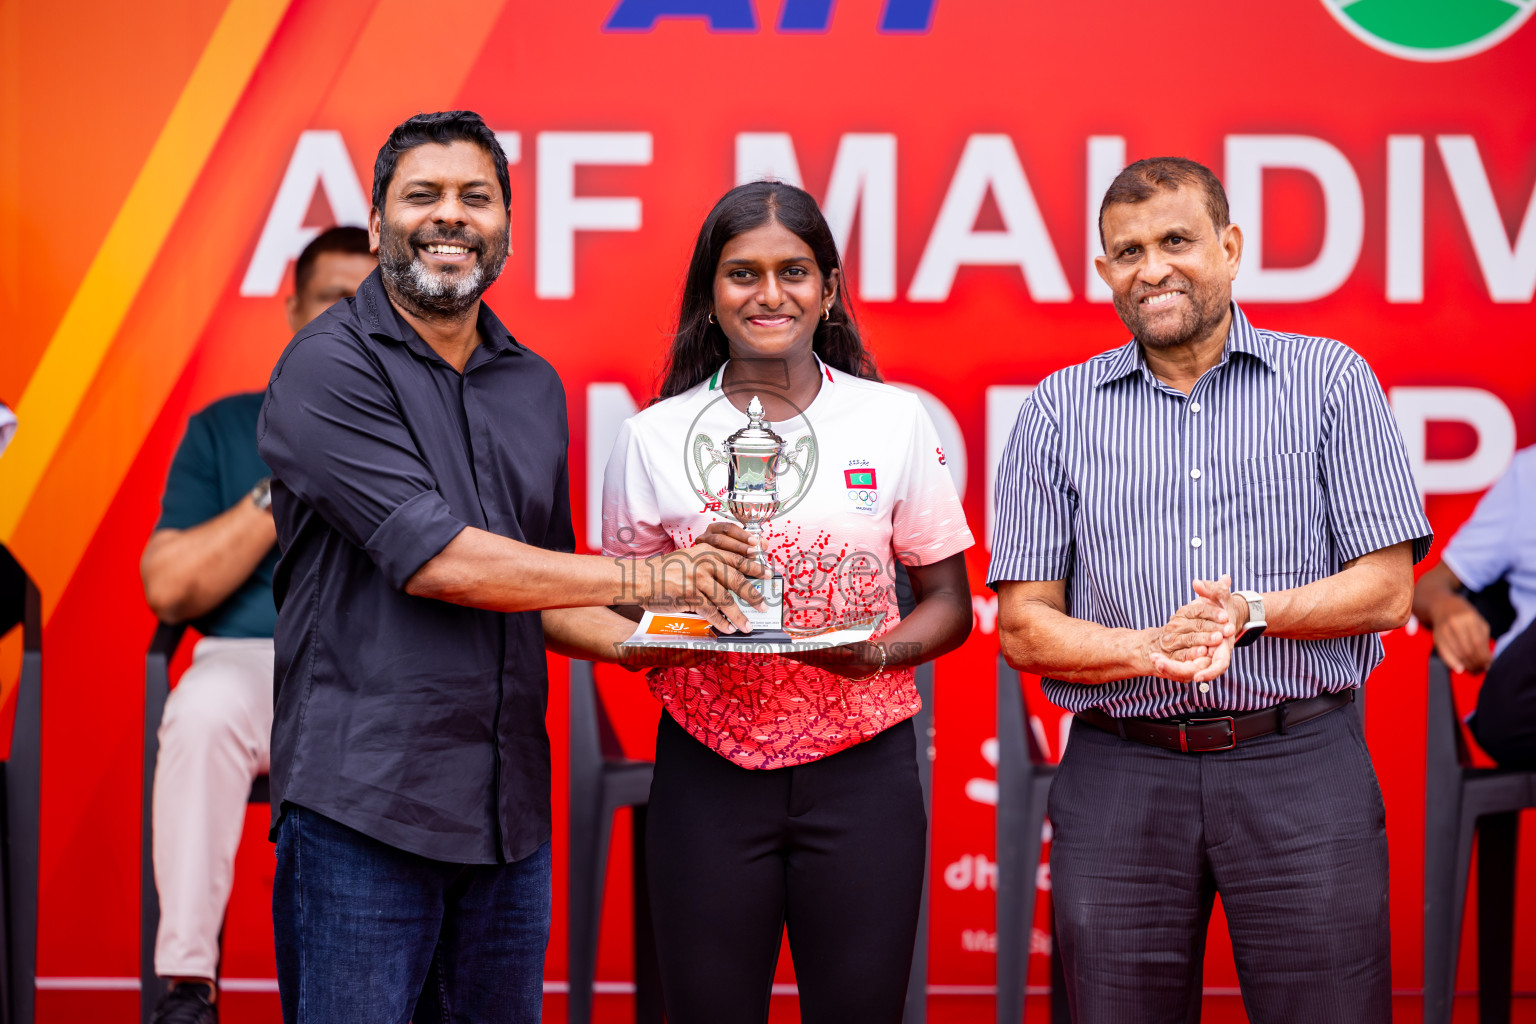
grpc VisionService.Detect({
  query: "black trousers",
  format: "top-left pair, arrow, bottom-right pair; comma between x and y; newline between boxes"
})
645,713 -> 926,1024
1471,619 -> 1536,769
1048,700 -> 1391,1024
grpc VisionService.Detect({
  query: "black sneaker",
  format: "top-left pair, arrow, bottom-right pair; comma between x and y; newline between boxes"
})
150,982 -> 218,1024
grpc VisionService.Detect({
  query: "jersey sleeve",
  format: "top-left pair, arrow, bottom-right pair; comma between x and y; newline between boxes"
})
1441,454 -> 1525,591
890,396 -> 974,567
157,412 -> 225,532
601,416 -> 675,559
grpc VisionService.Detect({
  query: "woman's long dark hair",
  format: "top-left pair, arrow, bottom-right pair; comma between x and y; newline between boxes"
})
657,180 -> 880,399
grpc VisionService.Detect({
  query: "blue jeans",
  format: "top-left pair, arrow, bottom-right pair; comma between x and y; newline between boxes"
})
273,805 -> 550,1024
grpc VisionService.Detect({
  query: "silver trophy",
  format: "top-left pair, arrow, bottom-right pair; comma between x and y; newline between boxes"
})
693,396 -> 816,641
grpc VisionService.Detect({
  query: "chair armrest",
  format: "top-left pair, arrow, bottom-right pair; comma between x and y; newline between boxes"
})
997,657 -> 1055,768
21,576 -> 40,654
1427,651 -> 1472,771
0,543 -> 42,652
570,659 -> 631,771
149,621 -> 188,662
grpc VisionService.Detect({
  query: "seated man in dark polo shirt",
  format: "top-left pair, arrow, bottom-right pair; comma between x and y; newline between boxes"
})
140,226 -> 374,1024
258,111 -> 759,1024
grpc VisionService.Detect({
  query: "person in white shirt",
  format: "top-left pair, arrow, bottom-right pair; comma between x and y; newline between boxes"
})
0,402 -> 16,456
1413,445 -> 1536,768
601,180 -> 974,1024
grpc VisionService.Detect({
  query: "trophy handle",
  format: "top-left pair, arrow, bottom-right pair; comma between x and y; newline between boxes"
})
693,433 -> 729,499
777,435 -> 818,506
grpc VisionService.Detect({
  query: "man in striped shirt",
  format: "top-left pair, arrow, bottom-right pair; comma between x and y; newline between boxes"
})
989,157 -> 1431,1024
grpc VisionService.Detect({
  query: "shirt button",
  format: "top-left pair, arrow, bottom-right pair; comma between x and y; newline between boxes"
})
1190,468 -> 1202,480
1191,402 -> 1203,413
1190,537 -> 1203,548
1198,683 -> 1211,694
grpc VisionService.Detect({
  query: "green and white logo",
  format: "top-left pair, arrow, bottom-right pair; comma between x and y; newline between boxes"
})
1322,0 -> 1535,61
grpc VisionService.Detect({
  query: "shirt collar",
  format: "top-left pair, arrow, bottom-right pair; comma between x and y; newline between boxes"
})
1090,338 -> 1144,389
1225,303 -> 1274,369
708,354 -> 833,391
355,268 -> 522,359
1091,302 -> 1273,389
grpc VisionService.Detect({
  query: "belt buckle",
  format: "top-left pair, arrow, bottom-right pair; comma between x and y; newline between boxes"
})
1180,715 -> 1237,753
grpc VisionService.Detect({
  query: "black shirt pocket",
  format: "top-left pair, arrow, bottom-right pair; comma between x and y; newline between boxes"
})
1243,451 -> 1328,591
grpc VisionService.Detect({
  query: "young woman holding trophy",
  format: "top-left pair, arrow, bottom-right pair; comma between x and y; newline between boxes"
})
600,180 -> 974,1023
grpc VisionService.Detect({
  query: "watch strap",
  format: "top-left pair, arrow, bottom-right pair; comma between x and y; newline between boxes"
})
1233,589 -> 1266,648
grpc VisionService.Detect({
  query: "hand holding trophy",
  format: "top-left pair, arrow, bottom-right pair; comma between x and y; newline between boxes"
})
693,395 -> 816,642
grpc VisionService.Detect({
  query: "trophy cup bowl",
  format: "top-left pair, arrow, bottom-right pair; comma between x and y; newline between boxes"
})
716,397 -> 791,642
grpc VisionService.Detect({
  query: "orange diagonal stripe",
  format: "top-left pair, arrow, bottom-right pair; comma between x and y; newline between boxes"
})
0,0 -> 293,541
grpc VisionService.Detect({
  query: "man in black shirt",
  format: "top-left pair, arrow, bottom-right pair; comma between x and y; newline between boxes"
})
259,111 -> 759,1024
141,227 -> 373,1024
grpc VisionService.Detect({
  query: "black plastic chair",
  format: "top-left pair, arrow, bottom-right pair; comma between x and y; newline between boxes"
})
889,558 -> 935,1024
1423,582 -> 1535,1024
995,656 -> 1068,1024
567,652 -> 937,1023
0,545 -> 40,1024
140,623 -> 270,1024
567,659 -> 662,1024
903,659 -> 936,1024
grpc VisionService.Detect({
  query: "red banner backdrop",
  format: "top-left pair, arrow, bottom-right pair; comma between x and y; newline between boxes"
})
3,0 -> 1535,1001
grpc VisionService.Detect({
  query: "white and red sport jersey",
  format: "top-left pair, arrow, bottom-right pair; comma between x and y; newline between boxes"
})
601,359 -> 975,769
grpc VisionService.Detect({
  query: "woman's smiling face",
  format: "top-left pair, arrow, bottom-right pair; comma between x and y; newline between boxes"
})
712,218 -> 838,361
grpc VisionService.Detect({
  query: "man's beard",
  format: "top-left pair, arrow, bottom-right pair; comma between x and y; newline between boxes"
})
377,218 -> 509,320
1112,273 -> 1228,350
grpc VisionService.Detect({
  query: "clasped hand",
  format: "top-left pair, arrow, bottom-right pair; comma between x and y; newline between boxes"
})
1146,573 -> 1245,684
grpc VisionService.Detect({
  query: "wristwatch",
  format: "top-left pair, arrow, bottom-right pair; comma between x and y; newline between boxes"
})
250,476 -> 273,512
1233,589 -> 1267,647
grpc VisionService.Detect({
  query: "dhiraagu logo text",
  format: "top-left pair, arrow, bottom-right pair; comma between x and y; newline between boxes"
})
1322,0 -> 1535,60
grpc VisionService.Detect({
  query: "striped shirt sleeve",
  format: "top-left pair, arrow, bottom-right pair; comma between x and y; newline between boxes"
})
890,397 -> 975,566
987,387 -> 1074,587
1320,358 -> 1433,564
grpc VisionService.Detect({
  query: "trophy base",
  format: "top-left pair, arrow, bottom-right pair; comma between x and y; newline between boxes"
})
716,574 -> 787,643
710,628 -> 795,644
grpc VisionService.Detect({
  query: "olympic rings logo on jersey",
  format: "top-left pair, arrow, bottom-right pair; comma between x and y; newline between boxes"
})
844,466 -> 880,516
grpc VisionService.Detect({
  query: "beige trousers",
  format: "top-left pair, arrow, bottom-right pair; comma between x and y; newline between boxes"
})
151,636 -> 273,980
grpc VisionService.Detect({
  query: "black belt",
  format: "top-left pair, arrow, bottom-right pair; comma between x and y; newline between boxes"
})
1078,689 -> 1354,753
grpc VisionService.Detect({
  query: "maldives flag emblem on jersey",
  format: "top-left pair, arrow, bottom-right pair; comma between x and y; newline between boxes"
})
844,468 -> 879,516
844,469 -> 878,489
